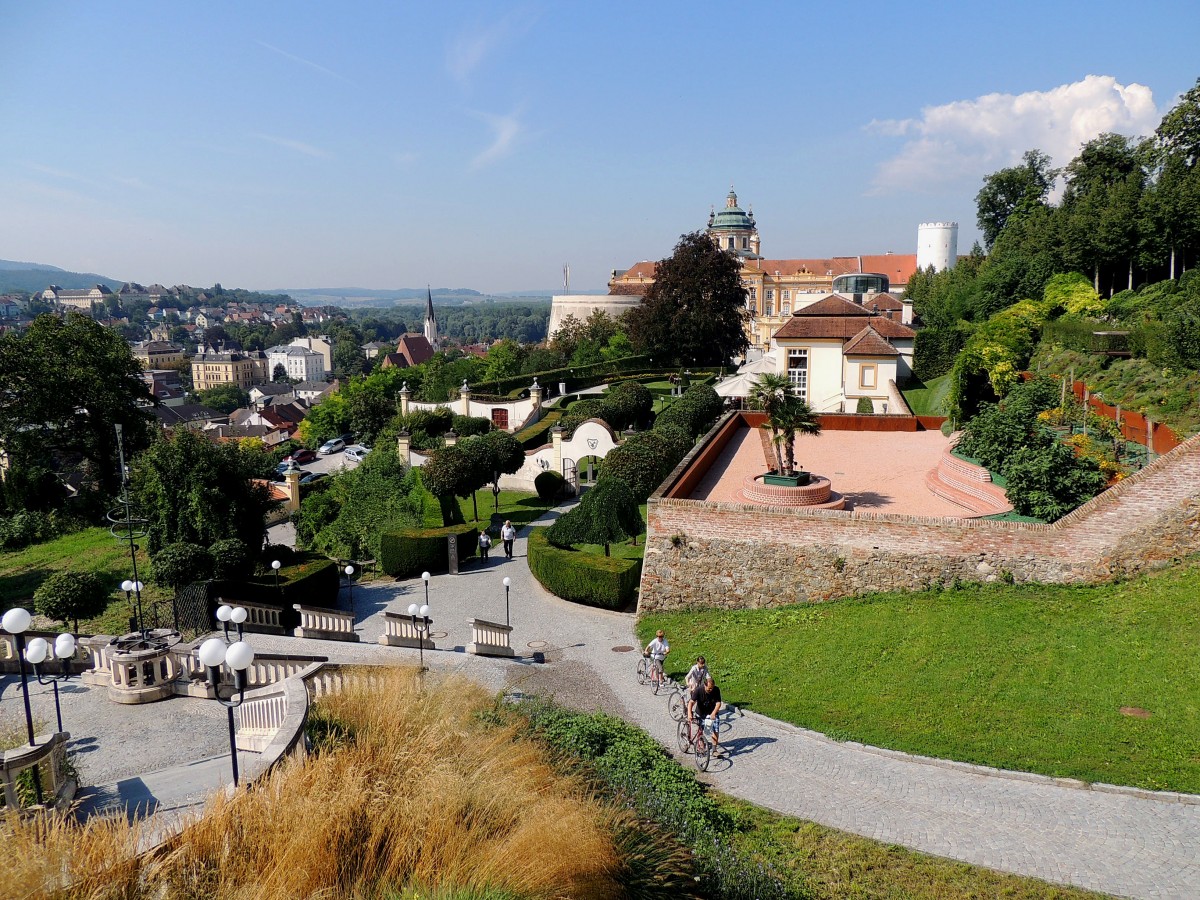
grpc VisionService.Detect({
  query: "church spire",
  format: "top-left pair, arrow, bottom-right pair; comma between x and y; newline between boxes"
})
423,286 -> 439,350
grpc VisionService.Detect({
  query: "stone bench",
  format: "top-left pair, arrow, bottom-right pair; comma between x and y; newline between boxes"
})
378,612 -> 435,650
467,618 -> 514,658
292,605 -> 360,643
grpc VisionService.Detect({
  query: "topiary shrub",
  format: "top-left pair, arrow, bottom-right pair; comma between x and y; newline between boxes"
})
379,524 -> 479,577
546,478 -> 643,556
151,542 -> 215,593
209,537 -> 253,580
451,414 -> 493,437
855,397 -> 874,414
260,542 -> 298,568
526,530 -> 640,609
32,571 -> 111,631
534,470 -> 566,501
600,431 -> 679,501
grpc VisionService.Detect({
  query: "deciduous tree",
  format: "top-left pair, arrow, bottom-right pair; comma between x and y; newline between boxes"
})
626,231 -> 748,365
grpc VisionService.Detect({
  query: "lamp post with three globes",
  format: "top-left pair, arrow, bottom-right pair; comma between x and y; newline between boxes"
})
1,607 -> 44,804
197,630 -> 255,787
25,632 -> 78,733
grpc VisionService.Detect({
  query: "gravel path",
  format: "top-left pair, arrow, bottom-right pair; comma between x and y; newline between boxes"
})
19,499 -> 1200,899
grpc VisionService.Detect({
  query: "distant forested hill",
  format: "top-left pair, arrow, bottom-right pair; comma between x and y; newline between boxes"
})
0,259 -> 122,294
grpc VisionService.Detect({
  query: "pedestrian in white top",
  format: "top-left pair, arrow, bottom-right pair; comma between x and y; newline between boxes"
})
501,520 -> 517,559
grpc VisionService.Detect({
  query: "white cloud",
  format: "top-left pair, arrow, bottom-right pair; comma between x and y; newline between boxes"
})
469,109 -> 522,170
446,9 -> 536,86
253,133 -> 332,159
868,75 -> 1160,194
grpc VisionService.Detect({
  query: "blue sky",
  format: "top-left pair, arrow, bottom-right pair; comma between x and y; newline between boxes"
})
2,1 -> 1198,293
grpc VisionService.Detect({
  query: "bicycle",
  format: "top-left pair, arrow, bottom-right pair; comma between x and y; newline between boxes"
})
636,652 -> 651,685
676,714 -> 716,771
666,680 -> 688,721
637,652 -> 666,692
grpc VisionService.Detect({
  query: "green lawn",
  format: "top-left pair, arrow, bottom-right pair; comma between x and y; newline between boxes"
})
640,560 -> 1200,792
0,527 -> 173,635
901,374 -> 951,416
720,795 -> 1103,899
419,488 -> 556,530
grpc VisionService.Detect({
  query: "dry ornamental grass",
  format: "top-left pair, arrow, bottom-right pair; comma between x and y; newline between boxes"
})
1,669 -> 646,900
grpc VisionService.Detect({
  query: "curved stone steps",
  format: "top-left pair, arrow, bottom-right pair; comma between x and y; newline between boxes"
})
925,450 -> 1012,516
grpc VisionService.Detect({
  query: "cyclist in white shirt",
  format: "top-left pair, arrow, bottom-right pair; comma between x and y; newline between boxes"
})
644,630 -> 669,688
685,655 -> 709,692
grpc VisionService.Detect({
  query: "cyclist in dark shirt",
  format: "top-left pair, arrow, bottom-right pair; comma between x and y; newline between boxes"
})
688,675 -> 723,754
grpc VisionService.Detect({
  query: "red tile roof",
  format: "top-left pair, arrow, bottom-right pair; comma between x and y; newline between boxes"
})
842,326 -> 901,357
773,311 -> 914,341
862,293 -> 903,311
743,258 -> 861,277
791,294 -> 874,317
859,254 -> 918,285
396,334 -> 434,366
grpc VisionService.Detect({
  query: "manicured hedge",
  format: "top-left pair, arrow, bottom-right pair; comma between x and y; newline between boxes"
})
913,325 -> 970,382
526,529 -> 640,609
208,554 -> 341,627
488,355 -> 651,398
380,523 -> 479,577
513,410 -> 562,449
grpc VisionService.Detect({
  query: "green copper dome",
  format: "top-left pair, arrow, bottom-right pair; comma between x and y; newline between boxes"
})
708,188 -> 755,232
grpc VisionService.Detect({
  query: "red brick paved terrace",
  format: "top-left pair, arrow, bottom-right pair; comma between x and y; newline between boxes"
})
683,414 -> 981,518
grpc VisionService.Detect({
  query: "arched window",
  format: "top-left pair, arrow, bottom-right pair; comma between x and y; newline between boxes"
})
728,237 -> 735,249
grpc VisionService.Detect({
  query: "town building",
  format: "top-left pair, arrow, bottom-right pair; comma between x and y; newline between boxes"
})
191,347 -> 268,391
41,284 -> 114,311
130,340 -> 185,370
267,344 -> 327,382
288,336 -> 334,371
381,333 -> 435,369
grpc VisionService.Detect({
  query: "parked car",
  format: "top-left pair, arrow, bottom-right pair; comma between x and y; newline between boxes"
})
285,448 -> 317,465
336,433 -> 355,445
299,471 -> 327,486
344,444 -> 371,462
317,438 -> 346,455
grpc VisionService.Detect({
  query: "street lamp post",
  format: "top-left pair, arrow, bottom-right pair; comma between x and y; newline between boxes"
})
502,576 -> 511,626
26,633 -> 77,733
421,570 -> 430,609
344,565 -> 356,610
406,601 -> 432,673
120,580 -> 145,635
198,635 -> 255,787
1,607 -> 43,804
216,604 -> 248,642
271,559 -> 282,600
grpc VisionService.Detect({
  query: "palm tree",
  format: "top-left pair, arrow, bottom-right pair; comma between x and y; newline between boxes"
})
772,396 -> 821,476
749,373 -> 793,474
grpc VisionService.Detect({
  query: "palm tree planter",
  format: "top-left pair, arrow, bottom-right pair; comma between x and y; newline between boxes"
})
763,470 -> 811,487
751,373 -> 822,486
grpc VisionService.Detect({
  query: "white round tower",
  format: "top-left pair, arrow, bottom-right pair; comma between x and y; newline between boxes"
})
917,222 -> 958,272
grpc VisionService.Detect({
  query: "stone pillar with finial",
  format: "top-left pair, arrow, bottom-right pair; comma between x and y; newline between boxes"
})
530,377 -> 543,410
283,461 -> 302,514
459,380 -> 472,416
398,381 -> 411,417
551,424 -> 564,474
444,430 -> 458,447
396,430 -> 411,465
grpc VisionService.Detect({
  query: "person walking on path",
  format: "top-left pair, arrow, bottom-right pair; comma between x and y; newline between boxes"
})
478,530 -> 492,560
501,520 -> 517,558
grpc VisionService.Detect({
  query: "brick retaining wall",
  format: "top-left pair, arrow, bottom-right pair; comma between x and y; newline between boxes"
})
639,430 -> 1200,612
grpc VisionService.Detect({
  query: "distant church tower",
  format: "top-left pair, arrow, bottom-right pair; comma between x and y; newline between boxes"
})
423,287 -> 439,350
707,186 -> 761,259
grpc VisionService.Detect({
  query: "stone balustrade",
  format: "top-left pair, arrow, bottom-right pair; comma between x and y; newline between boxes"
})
1,731 -> 75,814
378,611 -> 434,649
467,618 -> 514,658
238,600 -> 287,635
79,635 -> 118,686
292,605 -> 360,642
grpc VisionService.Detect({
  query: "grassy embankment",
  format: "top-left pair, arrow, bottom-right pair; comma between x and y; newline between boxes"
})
1031,344 -> 1200,437
0,527 -> 170,635
640,559 -> 1200,793
900,373 -> 951,417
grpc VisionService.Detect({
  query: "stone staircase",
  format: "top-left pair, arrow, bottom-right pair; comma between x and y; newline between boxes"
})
925,449 -> 1012,516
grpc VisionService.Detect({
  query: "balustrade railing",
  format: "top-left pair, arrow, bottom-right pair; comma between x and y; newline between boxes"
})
1,732 -> 75,814
467,618 -> 515,657
292,604 -> 360,642
378,611 -> 435,649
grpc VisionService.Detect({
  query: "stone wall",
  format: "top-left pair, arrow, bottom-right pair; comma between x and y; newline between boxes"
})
639,430 -> 1200,612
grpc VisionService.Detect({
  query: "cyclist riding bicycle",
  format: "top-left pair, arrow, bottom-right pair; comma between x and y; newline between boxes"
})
685,655 -> 709,692
644,630 -> 669,688
687,674 -> 723,754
